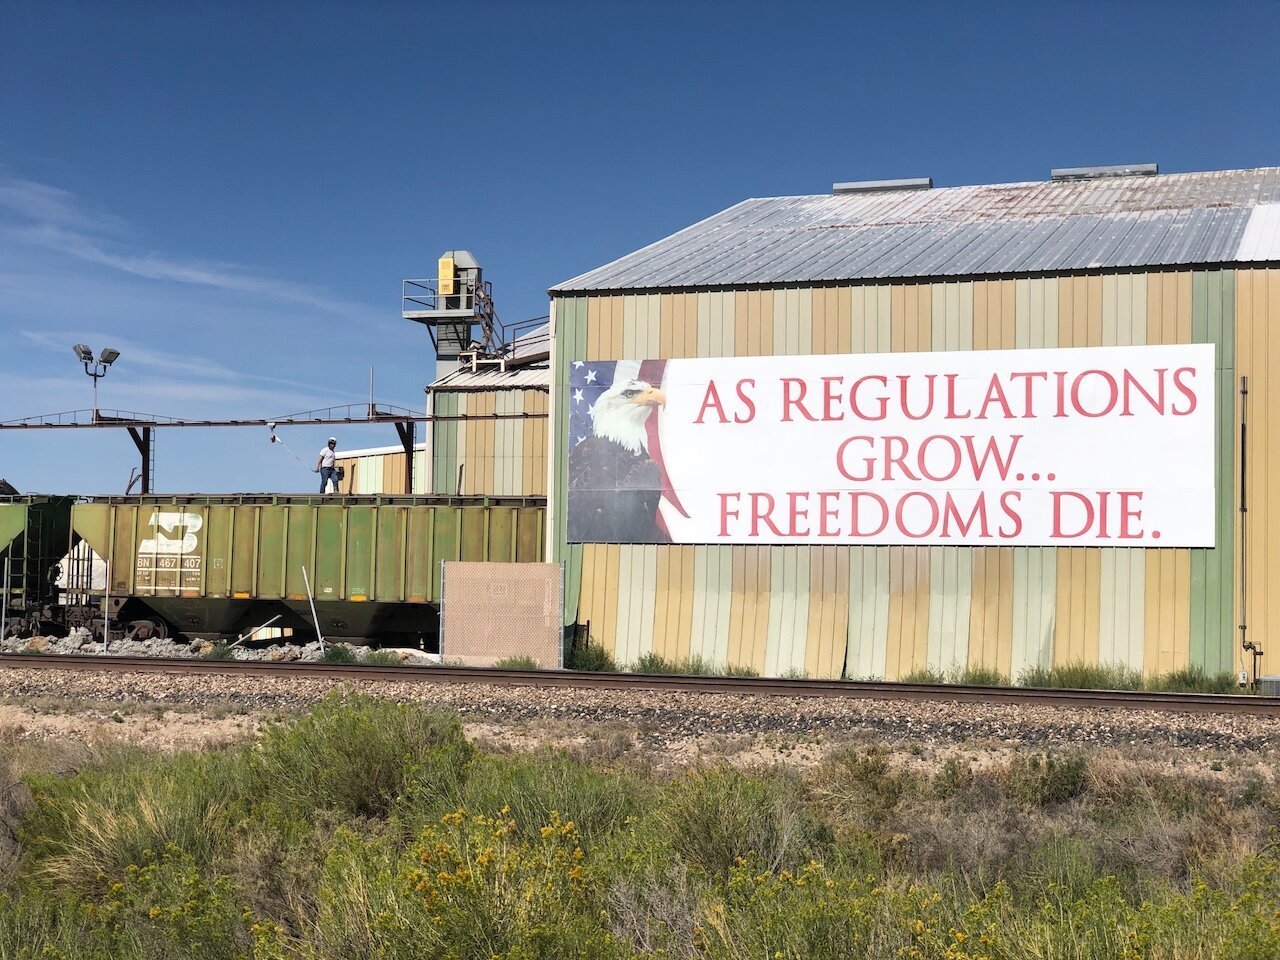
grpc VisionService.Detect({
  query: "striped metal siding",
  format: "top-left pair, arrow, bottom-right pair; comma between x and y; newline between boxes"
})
335,388 -> 548,499
1237,270 -> 1279,679
551,271 -> 1253,679
431,388 -> 549,497
335,451 -> 428,495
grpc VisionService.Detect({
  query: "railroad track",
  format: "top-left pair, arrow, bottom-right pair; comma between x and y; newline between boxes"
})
1,653 -> 1275,717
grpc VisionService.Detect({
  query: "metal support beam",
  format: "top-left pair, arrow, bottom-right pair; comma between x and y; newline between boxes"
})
396,421 -> 415,494
0,407 -> 545,430
0,401 -> 548,497
126,426 -> 152,494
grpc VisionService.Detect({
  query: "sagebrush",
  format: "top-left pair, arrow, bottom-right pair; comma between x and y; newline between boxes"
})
4,693 -> 1279,959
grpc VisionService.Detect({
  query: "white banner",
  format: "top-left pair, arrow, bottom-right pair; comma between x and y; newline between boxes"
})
566,345 -> 1217,547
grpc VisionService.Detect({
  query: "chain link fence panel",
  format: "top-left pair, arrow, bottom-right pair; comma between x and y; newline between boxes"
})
440,561 -> 562,667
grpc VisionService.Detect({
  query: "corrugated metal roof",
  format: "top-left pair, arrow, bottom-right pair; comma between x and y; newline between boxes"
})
505,322 -> 550,361
427,323 -> 551,392
430,359 -> 550,392
552,168 -> 1280,292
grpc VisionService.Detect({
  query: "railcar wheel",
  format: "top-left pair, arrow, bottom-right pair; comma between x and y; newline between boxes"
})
125,618 -> 170,642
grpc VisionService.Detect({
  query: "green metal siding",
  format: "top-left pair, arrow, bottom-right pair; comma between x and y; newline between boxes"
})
1190,270 -> 1236,674
257,507 -> 286,599
553,297 -> 587,625
432,393 -> 460,494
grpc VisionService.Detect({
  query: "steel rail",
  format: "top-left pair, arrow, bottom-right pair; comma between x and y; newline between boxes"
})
0,654 -> 1275,716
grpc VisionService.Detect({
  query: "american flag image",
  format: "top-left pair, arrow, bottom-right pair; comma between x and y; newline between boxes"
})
569,358 -> 671,451
568,360 -> 621,449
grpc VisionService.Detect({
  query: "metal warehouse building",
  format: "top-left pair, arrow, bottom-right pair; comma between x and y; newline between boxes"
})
546,165 -> 1280,683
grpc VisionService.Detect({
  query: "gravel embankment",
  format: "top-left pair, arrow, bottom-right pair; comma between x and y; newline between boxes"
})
2,665 -> 1278,758
1,631 -> 364,662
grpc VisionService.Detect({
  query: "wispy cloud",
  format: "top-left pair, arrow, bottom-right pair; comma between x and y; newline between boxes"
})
0,177 -> 129,235
0,175 -> 378,319
19,330 -> 317,392
4,332 -> 361,424
0,371 -> 325,418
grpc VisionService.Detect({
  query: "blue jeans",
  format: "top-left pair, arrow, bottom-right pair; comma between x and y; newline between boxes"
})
320,466 -> 337,493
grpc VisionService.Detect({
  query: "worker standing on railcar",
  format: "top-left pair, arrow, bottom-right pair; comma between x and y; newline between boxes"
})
314,437 -> 338,494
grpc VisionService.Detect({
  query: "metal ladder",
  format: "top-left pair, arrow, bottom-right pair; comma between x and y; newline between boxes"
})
1,521 -> 36,631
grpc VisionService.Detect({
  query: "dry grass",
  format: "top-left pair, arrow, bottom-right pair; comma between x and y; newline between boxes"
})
809,741 -> 1280,891
656,765 -> 822,876
607,861 -> 699,959
31,763 -> 228,890
0,724 -> 110,884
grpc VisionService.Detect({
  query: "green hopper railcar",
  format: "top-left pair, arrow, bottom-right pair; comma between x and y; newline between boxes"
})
1,494 -> 546,646
0,495 -> 75,637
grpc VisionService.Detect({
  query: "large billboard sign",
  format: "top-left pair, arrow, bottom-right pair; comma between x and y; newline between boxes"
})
566,345 -> 1216,547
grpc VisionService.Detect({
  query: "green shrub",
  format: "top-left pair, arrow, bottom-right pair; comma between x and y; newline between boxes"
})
319,643 -> 358,663
82,845 -> 256,960
360,648 -> 403,666
631,653 -> 755,677
1003,833 -> 1100,903
323,810 -> 623,960
1005,751 -> 1088,807
680,655 -> 717,675
631,652 -> 681,674
8,695 -> 1280,960
900,667 -> 946,684
931,755 -> 976,800
1017,664 -> 1053,687
310,827 -> 403,959
1019,661 -> 1144,690
453,752 -> 644,845
702,860 -> 979,960
654,766 -> 825,876
198,642 -> 235,661
492,655 -> 540,670
0,890 -> 88,957
954,665 -> 1009,686
248,693 -> 473,824
814,744 -> 905,831
879,665 -> 1010,686
1150,665 -> 1238,694
19,749 -> 237,893
989,870 -> 1278,959
566,640 -> 618,672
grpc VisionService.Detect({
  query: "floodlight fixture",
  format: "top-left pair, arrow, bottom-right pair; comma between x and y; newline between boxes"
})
73,342 -> 121,416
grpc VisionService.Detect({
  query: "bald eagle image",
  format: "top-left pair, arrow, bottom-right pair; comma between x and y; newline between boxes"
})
568,377 -> 670,543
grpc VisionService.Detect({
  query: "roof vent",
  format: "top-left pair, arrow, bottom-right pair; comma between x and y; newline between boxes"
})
833,177 -> 933,195
1051,163 -> 1158,181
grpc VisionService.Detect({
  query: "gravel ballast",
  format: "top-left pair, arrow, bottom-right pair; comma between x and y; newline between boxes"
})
2,664 -> 1278,762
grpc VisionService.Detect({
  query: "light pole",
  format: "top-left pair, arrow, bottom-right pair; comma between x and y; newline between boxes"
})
74,344 -> 121,421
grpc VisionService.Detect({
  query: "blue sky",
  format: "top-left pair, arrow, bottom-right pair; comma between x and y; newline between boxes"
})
2,0 -> 1278,494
